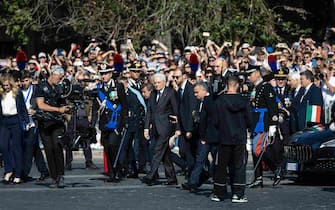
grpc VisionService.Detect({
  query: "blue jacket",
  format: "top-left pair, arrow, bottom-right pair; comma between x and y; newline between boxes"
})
0,90 -> 30,128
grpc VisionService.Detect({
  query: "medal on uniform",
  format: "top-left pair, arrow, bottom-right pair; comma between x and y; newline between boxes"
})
113,104 -> 117,109
109,90 -> 118,100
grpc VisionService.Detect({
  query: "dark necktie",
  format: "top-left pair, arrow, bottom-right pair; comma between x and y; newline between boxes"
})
156,91 -> 161,103
178,87 -> 183,101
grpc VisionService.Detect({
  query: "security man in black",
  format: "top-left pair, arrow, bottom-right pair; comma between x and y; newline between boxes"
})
35,66 -> 69,188
92,63 -> 128,182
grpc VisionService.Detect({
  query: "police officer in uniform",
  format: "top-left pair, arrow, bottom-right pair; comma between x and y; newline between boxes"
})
92,63 -> 128,182
35,65 -> 69,188
118,76 -> 146,178
246,66 -> 281,188
127,62 -> 147,173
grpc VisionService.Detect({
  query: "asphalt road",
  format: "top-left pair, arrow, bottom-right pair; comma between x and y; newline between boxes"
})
0,150 -> 335,210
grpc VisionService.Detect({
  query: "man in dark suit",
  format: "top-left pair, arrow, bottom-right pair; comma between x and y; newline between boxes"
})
181,81 -> 218,192
287,72 -> 305,133
298,70 -> 324,130
172,68 -> 197,177
142,73 -> 180,185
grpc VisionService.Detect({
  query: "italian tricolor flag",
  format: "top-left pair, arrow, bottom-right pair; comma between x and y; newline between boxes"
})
306,105 -> 321,123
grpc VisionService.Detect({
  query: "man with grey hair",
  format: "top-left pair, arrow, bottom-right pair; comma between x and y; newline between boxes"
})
35,65 -> 69,188
182,81 -> 218,192
142,73 -> 180,185
287,71 -> 305,133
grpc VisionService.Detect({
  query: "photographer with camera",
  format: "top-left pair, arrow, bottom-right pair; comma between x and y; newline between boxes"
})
35,65 -> 69,188
319,65 -> 335,123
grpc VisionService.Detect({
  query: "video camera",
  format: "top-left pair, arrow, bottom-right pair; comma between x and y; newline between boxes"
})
59,79 -> 98,103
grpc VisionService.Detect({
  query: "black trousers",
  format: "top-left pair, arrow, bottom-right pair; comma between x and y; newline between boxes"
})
22,127 -> 49,177
213,144 -> 247,198
101,130 -> 121,177
39,122 -> 65,180
146,135 -> 177,182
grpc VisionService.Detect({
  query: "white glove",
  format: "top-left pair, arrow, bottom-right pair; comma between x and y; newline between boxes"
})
269,125 -> 277,137
330,122 -> 335,132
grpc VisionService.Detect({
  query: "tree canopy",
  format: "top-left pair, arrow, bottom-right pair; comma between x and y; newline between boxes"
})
0,0 -> 320,49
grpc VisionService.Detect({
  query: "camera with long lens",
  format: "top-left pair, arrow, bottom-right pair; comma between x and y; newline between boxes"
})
234,71 -> 253,96
59,79 -> 98,103
58,79 -> 98,150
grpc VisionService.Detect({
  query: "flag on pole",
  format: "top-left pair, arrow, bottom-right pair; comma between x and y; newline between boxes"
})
268,55 -> 277,72
306,105 -> 321,123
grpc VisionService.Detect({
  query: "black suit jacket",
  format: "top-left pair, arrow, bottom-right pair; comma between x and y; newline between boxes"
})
198,95 -> 219,144
178,81 -> 197,133
145,87 -> 180,139
289,87 -> 305,133
297,83 -> 324,130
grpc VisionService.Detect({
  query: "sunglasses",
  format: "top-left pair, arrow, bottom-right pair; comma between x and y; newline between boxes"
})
132,70 -> 141,73
172,76 -> 180,79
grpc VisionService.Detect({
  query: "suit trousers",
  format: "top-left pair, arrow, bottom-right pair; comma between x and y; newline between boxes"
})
147,136 -> 177,182
0,115 -> 23,178
101,130 -> 121,177
213,144 -> 247,198
40,122 -> 65,180
22,127 -> 49,177
189,141 -> 217,187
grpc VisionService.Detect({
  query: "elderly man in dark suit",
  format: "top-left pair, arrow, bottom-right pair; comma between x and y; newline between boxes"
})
142,73 -> 181,185
287,71 -> 305,133
298,70 -> 324,129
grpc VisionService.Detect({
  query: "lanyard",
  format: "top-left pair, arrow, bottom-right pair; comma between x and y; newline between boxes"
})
24,85 -> 32,103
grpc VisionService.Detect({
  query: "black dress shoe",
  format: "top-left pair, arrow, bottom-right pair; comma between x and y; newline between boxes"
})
163,180 -> 178,186
138,168 -> 148,174
127,172 -> 139,179
22,176 -> 34,182
86,161 -> 99,170
181,182 -> 191,190
248,177 -> 263,188
141,176 -> 154,186
38,173 -> 49,182
181,182 -> 197,192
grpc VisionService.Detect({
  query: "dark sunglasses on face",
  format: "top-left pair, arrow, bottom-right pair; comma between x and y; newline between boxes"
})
172,76 -> 180,79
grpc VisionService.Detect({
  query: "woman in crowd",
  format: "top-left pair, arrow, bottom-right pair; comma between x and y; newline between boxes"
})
0,74 -> 30,184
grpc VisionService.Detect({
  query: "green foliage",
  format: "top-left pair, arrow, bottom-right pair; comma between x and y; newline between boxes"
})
0,0 -> 315,48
